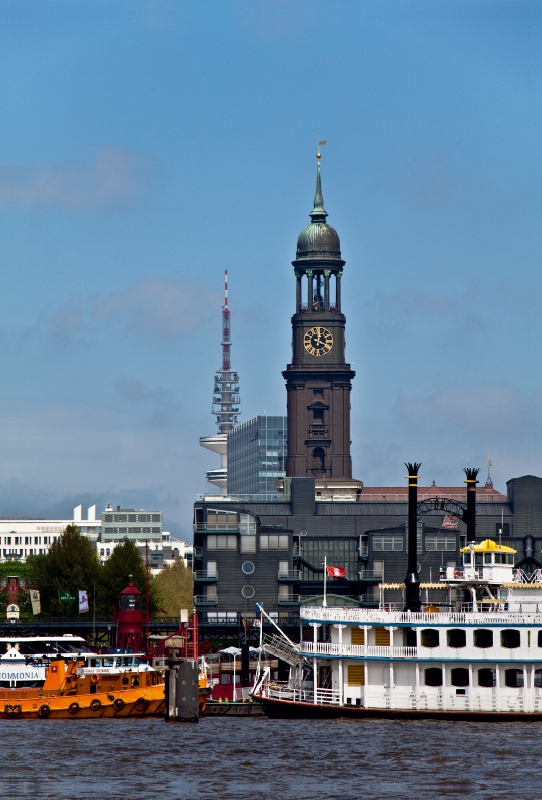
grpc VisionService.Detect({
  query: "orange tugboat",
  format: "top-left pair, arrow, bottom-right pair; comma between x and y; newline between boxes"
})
0,650 -> 165,719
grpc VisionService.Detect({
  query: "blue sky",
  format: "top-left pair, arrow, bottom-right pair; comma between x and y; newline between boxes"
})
0,0 -> 540,539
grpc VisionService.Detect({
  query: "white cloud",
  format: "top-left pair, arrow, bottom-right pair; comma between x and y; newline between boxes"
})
0,147 -> 156,210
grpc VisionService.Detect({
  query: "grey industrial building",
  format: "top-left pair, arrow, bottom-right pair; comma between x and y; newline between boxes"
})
226,416 -> 287,497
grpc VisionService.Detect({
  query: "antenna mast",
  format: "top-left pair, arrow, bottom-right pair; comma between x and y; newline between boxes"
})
212,270 -> 240,435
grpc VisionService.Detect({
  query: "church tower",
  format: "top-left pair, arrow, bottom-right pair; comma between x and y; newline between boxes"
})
283,150 -> 356,481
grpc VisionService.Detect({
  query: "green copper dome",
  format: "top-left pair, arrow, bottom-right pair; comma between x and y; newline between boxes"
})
294,164 -> 343,263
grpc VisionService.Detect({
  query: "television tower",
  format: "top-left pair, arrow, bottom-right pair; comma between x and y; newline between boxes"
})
199,271 -> 240,494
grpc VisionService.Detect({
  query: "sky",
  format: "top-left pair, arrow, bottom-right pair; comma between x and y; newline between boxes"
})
0,0 -> 540,540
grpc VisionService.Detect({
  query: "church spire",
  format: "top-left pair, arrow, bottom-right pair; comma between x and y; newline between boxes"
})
310,144 -> 327,222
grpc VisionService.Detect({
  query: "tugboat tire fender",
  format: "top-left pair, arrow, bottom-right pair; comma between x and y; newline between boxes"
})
5,703 -> 22,717
90,674 -> 99,684
38,704 -> 50,718
135,697 -> 148,713
113,697 -> 125,711
90,698 -> 102,712
68,702 -> 80,715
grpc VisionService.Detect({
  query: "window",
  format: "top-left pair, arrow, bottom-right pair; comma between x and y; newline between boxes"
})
260,535 -> 288,550
535,670 -> 542,688
373,536 -> 403,552
347,664 -> 365,685
425,537 -> 456,552
421,629 -> 439,648
207,535 -> 237,550
207,562 -> 217,577
404,628 -> 417,647
240,514 -> 257,535
501,629 -> 520,649
25,537 -> 30,545
240,537 -> 256,554
313,389 -> 323,398
221,673 -> 231,684
278,561 -> 289,577
351,629 -> 365,645
474,629 -> 493,649
447,629 -> 466,648
505,669 -> 524,688
538,630 -> 542,648
374,628 -> 390,646
4,537 -> 10,545
451,668 -> 469,687
312,410 -> 324,424
425,668 -> 443,687
478,669 -> 496,687
206,510 -> 238,531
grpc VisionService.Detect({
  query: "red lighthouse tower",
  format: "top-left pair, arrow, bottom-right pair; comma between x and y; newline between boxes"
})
117,579 -> 143,651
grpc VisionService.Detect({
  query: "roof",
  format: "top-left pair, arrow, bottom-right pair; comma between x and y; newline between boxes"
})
357,482 -> 507,502
460,538 -> 516,554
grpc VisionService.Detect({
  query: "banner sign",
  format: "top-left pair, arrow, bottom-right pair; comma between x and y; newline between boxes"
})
30,590 -> 41,615
59,590 -> 76,603
78,590 -> 89,613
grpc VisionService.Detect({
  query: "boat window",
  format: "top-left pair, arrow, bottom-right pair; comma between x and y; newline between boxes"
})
462,553 -> 471,565
451,668 -> 469,687
89,658 -> 99,668
475,554 -> 483,566
424,667 -> 442,686
447,629 -> 466,648
484,553 -> 492,564
505,668 -> 524,688
123,657 -> 133,666
473,629 -> 493,648
538,631 -> 542,648
507,554 -> 514,565
535,670 -> 542,688
501,629 -> 520,649
102,658 -> 114,667
404,628 -> 417,647
478,668 -> 496,687
421,629 -> 439,648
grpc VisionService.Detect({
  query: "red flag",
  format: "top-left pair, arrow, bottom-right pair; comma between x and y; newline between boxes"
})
326,565 -> 346,578
442,514 -> 459,530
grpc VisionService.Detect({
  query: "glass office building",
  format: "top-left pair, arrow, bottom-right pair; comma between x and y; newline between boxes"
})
227,416 -> 287,496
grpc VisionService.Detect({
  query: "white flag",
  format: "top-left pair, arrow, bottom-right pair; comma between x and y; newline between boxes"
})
78,590 -> 89,613
30,590 -> 41,615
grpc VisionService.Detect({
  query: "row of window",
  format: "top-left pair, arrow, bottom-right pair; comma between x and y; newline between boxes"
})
103,514 -> 161,523
2,536 -> 56,546
373,536 -> 456,552
416,628 -> 531,649
207,534 -> 289,552
2,548 -> 45,556
101,527 -> 161,535
347,665 -> 537,688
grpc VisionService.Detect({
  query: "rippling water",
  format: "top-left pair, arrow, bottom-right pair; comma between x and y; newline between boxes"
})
0,717 -> 538,799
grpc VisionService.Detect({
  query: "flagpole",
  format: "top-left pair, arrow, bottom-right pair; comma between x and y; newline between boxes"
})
323,556 -> 327,608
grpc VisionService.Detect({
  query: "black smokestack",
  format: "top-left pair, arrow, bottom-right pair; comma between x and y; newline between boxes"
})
404,462 -> 421,612
464,468 -> 480,543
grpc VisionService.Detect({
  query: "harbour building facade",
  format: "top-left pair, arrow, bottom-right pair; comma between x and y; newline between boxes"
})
226,416 -> 287,497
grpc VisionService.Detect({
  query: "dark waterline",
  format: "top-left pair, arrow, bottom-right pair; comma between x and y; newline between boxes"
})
0,717 -> 537,799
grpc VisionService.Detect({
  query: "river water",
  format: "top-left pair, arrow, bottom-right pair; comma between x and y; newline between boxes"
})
0,716 -> 536,799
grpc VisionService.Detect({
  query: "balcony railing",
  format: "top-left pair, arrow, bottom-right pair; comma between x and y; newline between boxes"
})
293,545 -> 301,557
300,641 -> 418,659
278,570 -> 302,581
278,594 -> 301,605
195,494 -> 286,503
193,547 -> 203,558
193,570 -> 218,582
359,569 -> 384,580
193,522 -> 239,532
194,596 -> 218,606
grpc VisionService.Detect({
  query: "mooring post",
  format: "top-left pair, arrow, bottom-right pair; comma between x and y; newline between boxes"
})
165,649 -> 199,722
404,462 -> 421,612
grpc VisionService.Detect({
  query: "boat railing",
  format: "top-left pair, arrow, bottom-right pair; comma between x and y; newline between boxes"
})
300,607 -> 542,625
264,683 -> 340,706
300,641 -> 417,659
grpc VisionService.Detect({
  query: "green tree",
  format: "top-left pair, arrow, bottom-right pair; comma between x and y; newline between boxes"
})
154,558 -> 194,617
31,524 -> 100,616
98,538 -> 159,616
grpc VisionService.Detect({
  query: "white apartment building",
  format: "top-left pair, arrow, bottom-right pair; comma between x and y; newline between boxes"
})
0,505 -> 100,561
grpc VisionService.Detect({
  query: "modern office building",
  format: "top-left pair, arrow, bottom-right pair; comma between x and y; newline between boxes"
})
0,504 -> 100,561
227,416 -> 287,496
100,505 -> 163,544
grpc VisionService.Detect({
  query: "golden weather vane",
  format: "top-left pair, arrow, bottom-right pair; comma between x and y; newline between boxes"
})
317,139 -> 327,165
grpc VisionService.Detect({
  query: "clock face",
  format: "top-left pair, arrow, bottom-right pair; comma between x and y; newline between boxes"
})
304,326 -> 333,356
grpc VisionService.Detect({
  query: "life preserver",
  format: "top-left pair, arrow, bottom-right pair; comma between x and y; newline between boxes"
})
135,697 -> 148,713
90,698 -> 102,712
5,703 -> 22,717
90,674 -> 99,684
68,702 -> 80,715
38,704 -> 50,718
454,569 -> 461,579
113,697 -> 125,712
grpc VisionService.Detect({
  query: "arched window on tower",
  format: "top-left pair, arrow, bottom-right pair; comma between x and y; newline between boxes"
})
312,447 -> 326,477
